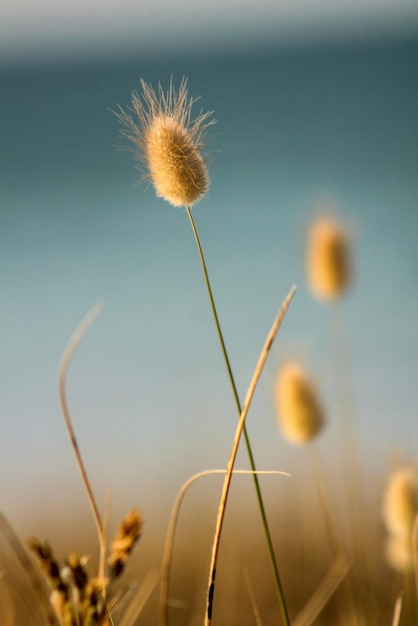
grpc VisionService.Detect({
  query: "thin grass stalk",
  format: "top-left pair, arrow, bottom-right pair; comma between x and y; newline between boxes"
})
58,303 -> 107,586
117,570 -> 159,626
391,595 -> 403,626
291,555 -> 350,626
308,445 -> 360,625
0,574 -> 14,626
413,514 -> 418,612
243,568 -> 263,626
308,445 -> 343,560
404,568 -> 418,626
160,469 -> 289,626
204,286 -> 296,626
185,205 -> 292,626
329,300 -> 371,608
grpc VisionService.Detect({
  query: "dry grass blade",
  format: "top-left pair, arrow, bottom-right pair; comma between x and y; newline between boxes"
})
117,569 -> 159,626
160,469 -> 289,626
0,573 -> 15,626
204,285 -> 296,626
57,303 -> 107,582
0,512 -> 60,626
412,513 -> 418,588
291,555 -> 351,626
243,567 -> 263,626
413,513 -> 418,604
391,594 -> 403,626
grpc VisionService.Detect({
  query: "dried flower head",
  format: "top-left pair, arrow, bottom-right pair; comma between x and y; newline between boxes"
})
27,538 -> 68,596
28,540 -> 111,624
116,78 -> 214,208
274,362 -> 325,444
307,216 -> 351,300
383,467 -> 418,538
107,509 -> 143,578
27,540 -> 131,626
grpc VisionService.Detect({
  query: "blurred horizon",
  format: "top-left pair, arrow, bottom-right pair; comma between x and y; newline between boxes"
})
2,0 -> 418,66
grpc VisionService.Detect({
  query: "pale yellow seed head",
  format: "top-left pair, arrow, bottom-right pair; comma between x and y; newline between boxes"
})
307,216 -> 351,300
145,115 -> 209,207
274,362 -> 325,444
383,467 -> 418,537
116,78 -> 214,208
384,534 -> 414,573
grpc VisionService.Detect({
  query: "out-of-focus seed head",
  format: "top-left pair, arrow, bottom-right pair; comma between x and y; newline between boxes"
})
107,509 -> 143,579
307,216 -> 352,301
383,466 -> 418,538
274,362 -> 325,445
116,78 -> 214,208
384,534 -> 414,573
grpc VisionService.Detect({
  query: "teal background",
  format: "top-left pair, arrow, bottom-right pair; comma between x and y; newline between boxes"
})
0,33 -> 417,543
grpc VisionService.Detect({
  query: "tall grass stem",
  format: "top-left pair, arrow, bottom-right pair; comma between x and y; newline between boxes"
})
185,205 -> 291,625
204,287 -> 295,625
329,301 -> 371,601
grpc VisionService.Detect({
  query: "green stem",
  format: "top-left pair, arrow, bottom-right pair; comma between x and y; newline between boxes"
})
185,205 -> 290,626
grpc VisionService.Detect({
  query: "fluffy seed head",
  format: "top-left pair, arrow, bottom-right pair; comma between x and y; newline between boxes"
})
307,216 -> 351,300
274,362 -> 325,444
117,78 -> 214,207
383,467 -> 418,537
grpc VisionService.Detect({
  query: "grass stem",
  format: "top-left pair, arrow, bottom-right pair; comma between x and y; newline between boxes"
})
185,203 -> 291,626
203,286 -> 295,625
58,303 -> 107,586
160,469 -> 289,626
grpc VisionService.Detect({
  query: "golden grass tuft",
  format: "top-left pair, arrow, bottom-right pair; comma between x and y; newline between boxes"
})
306,216 -> 351,301
116,78 -> 214,208
274,361 -> 325,444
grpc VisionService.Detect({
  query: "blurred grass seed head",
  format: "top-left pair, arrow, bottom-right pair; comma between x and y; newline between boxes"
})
274,361 -> 325,445
307,216 -> 352,301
